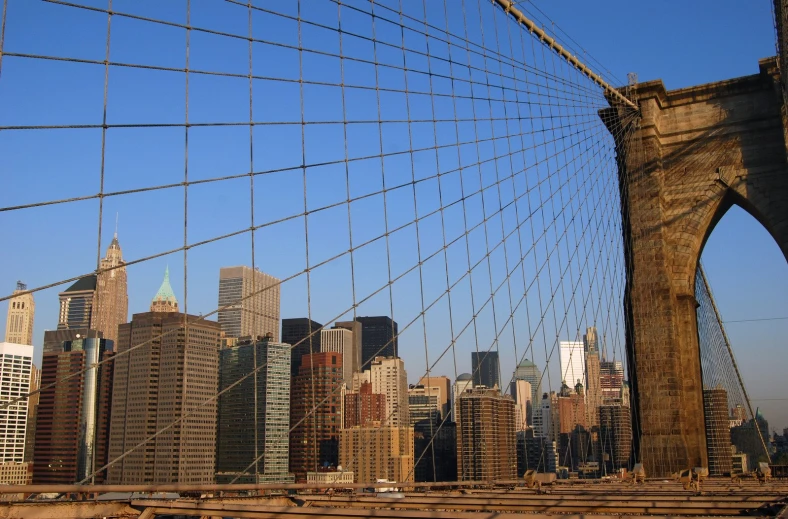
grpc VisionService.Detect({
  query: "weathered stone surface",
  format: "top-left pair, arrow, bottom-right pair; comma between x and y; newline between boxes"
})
602,57 -> 788,477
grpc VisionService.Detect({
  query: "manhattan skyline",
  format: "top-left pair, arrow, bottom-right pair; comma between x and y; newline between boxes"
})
0,0 -> 784,433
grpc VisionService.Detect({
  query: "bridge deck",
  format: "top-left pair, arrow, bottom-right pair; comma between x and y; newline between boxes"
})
2,480 -> 786,518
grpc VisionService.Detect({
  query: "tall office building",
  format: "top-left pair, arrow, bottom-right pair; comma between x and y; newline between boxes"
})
414,420 -> 457,482
43,329 -> 103,355
344,381 -> 385,428
321,326 -> 356,387
703,387 -> 732,476
334,320 -> 362,375
417,375 -> 451,419
282,318 -> 322,377
408,384 -> 441,426
351,370 -> 371,392
452,373 -> 474,422
356,316 -> 398,370
4,282 -> 34,346
471,351 -> 500,389
599,403 -> 632,473
583,326 -> 598,353
57,276 -> 97,330
510,379 -> 532,431
216,336 -> 292,483
23,365 -> 39,463
0,344 -> 33,464
585,342 -> 602,428
534,392 -> 559,444
557,382 -> 586,434
55,239 -> 127,343
370,356 -> 409,427
513,358 -> 541,415
218,266 -> 281,341
559,341 -> 585,390
108,276 -> 221,484
339,426 -> 414,484
93,234 -> 128,344
289,352 -> 344,482
33,335 -> 113,484
600,359 -> 624,401
456,387 -> 517,481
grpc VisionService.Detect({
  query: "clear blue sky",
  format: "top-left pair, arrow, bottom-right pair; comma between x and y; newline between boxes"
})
0,0 -> 784,432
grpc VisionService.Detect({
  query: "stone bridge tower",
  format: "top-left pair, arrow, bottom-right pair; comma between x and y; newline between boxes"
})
602,56 -> 788,476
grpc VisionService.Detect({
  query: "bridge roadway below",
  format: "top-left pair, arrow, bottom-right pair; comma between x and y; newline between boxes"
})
2,479 -> 787,518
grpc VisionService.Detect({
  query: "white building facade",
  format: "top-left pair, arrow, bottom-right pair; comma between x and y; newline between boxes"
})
0,343 -> 33,463
370,357 -> 408,427
321,327 -> 356,387
559,341 -> 586,391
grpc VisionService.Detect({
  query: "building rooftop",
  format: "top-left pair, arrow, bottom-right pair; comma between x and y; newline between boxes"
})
63,275 -> 97,293
456,373 -> 473,381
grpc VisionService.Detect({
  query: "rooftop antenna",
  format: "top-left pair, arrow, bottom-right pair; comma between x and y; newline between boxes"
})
114,212 -> 119,240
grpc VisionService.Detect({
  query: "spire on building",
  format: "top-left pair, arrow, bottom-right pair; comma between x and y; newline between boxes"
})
150,266 -> 179,313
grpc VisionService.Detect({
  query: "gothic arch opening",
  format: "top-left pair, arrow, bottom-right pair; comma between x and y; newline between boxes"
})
699,205 -> 788,466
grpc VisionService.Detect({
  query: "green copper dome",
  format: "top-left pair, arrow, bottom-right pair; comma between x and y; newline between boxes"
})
153,266 -> 177,304
517,358 -> 536,367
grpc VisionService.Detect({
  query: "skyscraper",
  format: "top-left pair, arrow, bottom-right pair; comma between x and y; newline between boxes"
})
289,352 -> 344,482
57,276 -> 97,330
4,282 -> 34,345
216,336 -> 292,483
356,316 -> 398,369
557,382 -> 586,434
513,358 -> 541,414
534,392 -> 559,444
93,233 -> 128,345
56,237 -> 128,343
471,351 -> 500,389
703,387 -> 732,476
0,343 -> 33,464
321,326 -> 356,387
600,359 -> 624,401
282,318 -> 322,377
585,340 -> 602,428
334,320 -> 362,376
559,341 -> 585,391
23,365 -> 39,464
408,384 -> 441,426
370,356 -> 409,427
583,326 -> 598,353
452,373 -> 474,422
218,266 -> 281,341
33,335 -> 113,484
414,420 -> 456,482
511,379 -> 532,431
599,403 -> 632,473
456,387 -> 517,481
108,273 -> 221,484
344,381 -> 385,428
417,375 -> 451,419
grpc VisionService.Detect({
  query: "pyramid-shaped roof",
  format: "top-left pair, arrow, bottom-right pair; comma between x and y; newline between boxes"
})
152,266 -> 177,304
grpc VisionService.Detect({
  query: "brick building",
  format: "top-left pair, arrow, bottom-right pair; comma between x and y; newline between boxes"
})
289,352 -> 344,482
344,381 -> 385,428
339,426 -> 414,484
456,387 -> 516,481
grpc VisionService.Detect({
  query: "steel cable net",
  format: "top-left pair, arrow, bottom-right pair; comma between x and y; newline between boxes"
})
0,0 -> 633,487
696,264 -> 768,475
